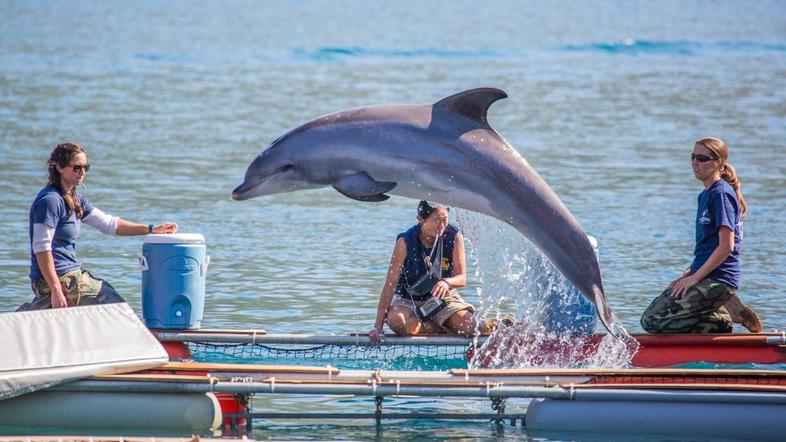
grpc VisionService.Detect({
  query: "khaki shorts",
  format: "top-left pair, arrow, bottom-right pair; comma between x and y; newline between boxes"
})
17,268 -> 125,311
389,289 -> 474,329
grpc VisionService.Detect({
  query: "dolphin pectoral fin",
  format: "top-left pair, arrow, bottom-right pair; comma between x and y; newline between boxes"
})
434,88 -> 508,126
332,172 -> 397,202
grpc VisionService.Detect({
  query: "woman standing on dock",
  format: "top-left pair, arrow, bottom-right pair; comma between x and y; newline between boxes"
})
641,137 -> 761,333
369,200 -> 494,343
18,142 -> 177,311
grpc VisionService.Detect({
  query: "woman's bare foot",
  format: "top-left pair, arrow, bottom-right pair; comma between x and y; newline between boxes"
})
725,294 -> 762,333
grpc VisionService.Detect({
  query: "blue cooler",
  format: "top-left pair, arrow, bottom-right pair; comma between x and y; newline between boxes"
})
140,233 -> 208,329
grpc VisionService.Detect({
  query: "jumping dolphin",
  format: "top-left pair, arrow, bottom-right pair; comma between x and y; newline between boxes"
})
232,88 -> 615,332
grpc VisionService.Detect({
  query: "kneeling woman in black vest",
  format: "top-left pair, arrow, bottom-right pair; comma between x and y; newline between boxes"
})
369,201 -> 490,343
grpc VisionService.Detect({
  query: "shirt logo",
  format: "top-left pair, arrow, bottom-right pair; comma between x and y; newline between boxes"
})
699,210 -> 711,225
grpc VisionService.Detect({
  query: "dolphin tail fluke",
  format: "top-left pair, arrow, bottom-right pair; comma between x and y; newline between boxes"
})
434,87 -> 508,126
332,171 -> 397,202
593,284 -> 617,336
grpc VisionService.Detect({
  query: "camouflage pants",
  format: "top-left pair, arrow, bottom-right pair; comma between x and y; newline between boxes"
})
16,268 -> 125,311
640,278 -> 734,334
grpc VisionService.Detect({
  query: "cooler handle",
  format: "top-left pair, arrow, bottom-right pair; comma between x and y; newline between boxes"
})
139,255 -> 148,272
201,255 -> 210,277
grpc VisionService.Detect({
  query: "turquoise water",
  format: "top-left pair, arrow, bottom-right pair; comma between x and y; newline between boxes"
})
679,361 -> 786,371
2,0 -> 786,440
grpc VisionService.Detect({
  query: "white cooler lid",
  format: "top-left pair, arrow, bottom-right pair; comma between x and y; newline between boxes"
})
144,233 -> 205,244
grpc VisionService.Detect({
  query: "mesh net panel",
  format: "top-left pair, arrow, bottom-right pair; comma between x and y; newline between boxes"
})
188,341 -> 467,360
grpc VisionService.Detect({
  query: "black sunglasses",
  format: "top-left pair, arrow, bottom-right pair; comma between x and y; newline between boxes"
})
691,153 -> 716,163
71,163 -> 91,173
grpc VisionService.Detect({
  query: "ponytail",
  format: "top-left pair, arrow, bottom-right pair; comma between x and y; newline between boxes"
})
721,162 -> 747,219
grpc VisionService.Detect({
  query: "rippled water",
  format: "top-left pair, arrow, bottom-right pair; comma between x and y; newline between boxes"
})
2,1 -> 785,440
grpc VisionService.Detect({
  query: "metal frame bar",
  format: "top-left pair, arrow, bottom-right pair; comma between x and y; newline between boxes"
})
154,331 -> 786,347
56,379 -> 572,398
154,331 -> 486,346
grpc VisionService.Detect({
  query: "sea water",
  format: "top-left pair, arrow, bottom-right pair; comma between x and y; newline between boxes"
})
1,1 -> 785,440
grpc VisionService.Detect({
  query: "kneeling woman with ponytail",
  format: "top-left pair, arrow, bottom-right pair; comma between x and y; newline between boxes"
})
19,142 -> 178,311
641,137 -> 761,333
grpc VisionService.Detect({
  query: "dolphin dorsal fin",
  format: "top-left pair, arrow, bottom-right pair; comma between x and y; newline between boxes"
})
434,88 -> 508,126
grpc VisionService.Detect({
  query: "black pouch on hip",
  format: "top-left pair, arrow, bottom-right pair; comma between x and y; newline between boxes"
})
407,272 -> 439,298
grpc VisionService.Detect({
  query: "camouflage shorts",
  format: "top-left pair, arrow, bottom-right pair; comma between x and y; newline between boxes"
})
640,278 -> 734,334
17,268 -> 125,311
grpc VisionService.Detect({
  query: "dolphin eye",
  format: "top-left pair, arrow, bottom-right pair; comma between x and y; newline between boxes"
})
280,164 -> 294,172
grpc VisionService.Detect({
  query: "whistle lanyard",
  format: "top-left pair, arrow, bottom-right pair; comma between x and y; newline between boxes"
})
408,234 -> 444,320
420,235 -> 443,278
400,234 -> 443,303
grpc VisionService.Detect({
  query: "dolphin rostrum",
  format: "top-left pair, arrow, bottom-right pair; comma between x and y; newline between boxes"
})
232,88 -> 615,332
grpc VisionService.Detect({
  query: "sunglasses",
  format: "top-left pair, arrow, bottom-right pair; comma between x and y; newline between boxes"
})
691,153 -> 716,163
71,164 -> 91,173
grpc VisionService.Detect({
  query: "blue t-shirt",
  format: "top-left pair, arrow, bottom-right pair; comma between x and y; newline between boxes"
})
395,223 -> 458,299
28,186 -> 95,280
690,179 -> 743,290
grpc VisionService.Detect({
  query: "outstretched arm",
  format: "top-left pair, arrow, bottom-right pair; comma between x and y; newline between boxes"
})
82,207 -> 177,236
116,219 -> 178,236
369,238 -> 407,343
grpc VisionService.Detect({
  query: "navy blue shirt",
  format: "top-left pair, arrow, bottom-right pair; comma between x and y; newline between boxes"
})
395,223 -> 458,299
29,186 -> 95,280
690,179 -> 743,290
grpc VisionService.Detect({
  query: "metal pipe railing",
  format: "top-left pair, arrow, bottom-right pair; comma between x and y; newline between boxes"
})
55,379 -> 786,405
55,379 -> 572,399
153,331 -> 486,346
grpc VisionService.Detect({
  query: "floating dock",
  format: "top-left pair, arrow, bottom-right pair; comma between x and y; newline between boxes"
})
4,311 -> 785,439
32,362 -> 785,440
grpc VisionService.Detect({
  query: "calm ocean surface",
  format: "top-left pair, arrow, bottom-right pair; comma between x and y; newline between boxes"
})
2,1 -> 785,440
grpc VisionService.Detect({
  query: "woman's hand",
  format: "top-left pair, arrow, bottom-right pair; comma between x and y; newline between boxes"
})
670,227 -> 733,299
368,327 -> 384,344
670,274 -> 700,299
668,268 -> 692,288
50,281 -> 68,308
50,291 -> 68,308
431,279 -> 451,298
152,223 -> 178,234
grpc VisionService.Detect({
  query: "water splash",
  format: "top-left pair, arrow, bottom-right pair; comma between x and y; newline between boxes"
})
454,209 -> 638,369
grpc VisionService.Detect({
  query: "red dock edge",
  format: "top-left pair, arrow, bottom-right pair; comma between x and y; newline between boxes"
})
157,340 -> 248,433
629,333 -> 786,367
469,333 -> 786,368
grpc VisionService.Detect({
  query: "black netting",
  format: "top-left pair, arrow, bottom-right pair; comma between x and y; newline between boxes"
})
187,341 -> 467,362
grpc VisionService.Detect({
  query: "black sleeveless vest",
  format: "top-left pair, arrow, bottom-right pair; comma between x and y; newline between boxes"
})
395,223 -> 458,300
